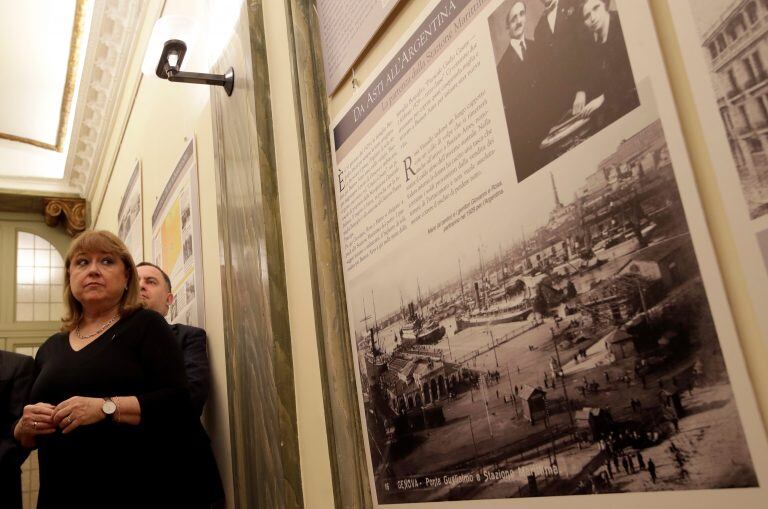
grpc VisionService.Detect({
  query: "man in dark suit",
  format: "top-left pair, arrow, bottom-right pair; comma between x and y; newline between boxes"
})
533,0 -> 584,165
575,0 -> 639,130
137,262 -> 223,507
137,262 -> 210,416
497,0 -> 539,181
1,350 -> 34,509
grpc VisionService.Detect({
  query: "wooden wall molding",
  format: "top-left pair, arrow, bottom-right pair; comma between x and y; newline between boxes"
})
210,1 -> 303,507
283,0 -> 373,507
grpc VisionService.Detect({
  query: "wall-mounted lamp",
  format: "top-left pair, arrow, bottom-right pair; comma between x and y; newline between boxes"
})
142,15 -> 234,96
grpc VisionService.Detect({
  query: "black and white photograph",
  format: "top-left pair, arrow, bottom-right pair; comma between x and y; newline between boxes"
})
168,294 -> 178,322
185,278 -> 196,306
117,161 -> 144,262
489,0 -> 640,183
183,233 -> 193,264
756,226 -> 768,269
117,195 -> 137,241
184,309 -> 195,329
349,94 -> 757,503
691,0 -> 768,219
181,200 -> 191,232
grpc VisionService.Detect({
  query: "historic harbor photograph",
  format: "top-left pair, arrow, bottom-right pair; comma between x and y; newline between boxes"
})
348,99 -> 758,503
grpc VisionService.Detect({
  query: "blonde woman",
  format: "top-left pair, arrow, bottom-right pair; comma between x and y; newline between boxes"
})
13,231 -> 218,508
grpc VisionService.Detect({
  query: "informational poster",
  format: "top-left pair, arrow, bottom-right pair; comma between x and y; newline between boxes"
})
317,0 -> 404,94
151,138 -> 205,328
331,0 -> 767,506
668,0 -> 768,346
117,160 -> 143,263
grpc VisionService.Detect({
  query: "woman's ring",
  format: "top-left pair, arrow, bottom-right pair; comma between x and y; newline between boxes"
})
33,421 -> 37,429
67,416 -> 73,424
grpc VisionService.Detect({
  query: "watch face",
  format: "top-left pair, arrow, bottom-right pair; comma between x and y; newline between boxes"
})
103,400 -> 117,415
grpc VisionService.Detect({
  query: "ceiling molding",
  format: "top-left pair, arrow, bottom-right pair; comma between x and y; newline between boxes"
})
63,0 -> 148,196
0,133 -> 57,152
0,191 -> 80,215
0,191 -> 84,237
54,0 -> 90,153
0,178 -> 81,196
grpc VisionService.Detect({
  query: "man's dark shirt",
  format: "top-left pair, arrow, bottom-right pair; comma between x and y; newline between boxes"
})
533,0 -> 585,141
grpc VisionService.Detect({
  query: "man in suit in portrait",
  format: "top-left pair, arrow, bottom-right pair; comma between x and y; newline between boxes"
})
497,0 -> 539,181
575,0 -> 639,131
137,262 -> 210,416
533,0 -> 585,165
0,350 -> 34,509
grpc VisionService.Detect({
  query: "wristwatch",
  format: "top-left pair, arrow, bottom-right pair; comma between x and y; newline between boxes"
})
102,397 -> 117,419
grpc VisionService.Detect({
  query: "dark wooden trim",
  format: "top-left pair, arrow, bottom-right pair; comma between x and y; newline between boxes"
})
210,1 -> 303,507
283,1 -> 373,507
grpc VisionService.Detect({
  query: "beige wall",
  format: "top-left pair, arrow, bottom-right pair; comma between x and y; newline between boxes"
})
261,0 -> 336,506
90,1 -> 234,506
0,212 -> 71,350
91,0 -> 341,507
83,0 -> 768,508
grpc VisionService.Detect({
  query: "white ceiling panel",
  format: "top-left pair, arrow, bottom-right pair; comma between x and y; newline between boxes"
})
0,0 -> 77,145
0,0 -> 152,195
0,138 -> 66,179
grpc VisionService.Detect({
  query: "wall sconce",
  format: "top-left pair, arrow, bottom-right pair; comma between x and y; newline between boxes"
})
142,15 -> 234,96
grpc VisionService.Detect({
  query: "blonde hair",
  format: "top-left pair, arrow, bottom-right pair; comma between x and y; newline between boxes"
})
61,230 -> 143,331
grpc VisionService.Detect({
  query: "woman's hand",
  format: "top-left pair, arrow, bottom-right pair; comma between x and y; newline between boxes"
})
53,396 -> 106,434
14,403 -> 57,447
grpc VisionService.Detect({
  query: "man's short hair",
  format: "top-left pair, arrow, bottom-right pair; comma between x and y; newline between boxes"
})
510,0 -> 526,15
579,0 -> 610,11
137,261 -> 172,293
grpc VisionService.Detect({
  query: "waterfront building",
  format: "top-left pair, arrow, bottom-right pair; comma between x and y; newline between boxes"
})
702,0 -> 768,212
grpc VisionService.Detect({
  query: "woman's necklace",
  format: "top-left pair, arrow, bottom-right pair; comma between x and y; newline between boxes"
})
75,314 -> 119,340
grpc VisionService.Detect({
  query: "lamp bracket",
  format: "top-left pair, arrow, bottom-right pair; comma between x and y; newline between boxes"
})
156,39 -> 234,96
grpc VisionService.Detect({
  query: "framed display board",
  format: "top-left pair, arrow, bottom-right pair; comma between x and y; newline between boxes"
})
325,0 -> 768,505
317,0 -> 404,94
151,138 -> 205,328
667,0 -> 768,347
117,160 -> 143,263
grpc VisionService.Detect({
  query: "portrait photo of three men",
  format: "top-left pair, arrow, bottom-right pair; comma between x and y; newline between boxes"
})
490,0 -> 641,182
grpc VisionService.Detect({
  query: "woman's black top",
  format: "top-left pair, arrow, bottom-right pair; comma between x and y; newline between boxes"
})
29,308 -> 213,508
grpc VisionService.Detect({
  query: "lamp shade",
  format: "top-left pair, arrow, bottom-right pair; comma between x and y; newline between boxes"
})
141,15 -> 199,77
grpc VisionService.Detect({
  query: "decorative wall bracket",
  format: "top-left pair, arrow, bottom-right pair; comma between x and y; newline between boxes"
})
43,198 -> 86,236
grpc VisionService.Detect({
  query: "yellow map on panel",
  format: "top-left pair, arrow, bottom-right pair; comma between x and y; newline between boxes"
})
161,200 -> 182,276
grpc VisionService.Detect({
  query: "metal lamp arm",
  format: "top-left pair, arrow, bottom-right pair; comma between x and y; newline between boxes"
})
166,67 -> 234,95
